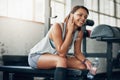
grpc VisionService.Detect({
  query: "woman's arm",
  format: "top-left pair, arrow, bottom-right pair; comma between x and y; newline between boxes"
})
49,23 -> 73,57
74,30 -> 92,69
74,31 -> 86,62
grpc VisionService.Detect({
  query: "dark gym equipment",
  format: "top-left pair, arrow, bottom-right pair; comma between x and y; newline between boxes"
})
85,24 -> 120,80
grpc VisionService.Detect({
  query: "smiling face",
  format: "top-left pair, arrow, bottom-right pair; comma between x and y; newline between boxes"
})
73,8 -> 88,27
64,6 -> 89,29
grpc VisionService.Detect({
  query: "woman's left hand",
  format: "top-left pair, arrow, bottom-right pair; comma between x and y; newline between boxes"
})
84,59 -> 92,70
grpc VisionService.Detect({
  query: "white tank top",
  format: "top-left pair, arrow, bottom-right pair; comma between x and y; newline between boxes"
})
29,23 -> 78,55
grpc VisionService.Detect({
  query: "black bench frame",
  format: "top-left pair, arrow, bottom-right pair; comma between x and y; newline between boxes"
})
0,65 -> 88,80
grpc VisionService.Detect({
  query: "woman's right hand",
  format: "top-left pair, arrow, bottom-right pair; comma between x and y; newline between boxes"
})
67,14 -> 75,34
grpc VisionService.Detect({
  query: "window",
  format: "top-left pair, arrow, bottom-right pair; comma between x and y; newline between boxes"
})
7,0 -> 33,20
34,0 -> 45,22
87,11 -> 98,30
117,19 -> 120,26
51,0 -> 65,24
84,0 -> 98,11
84,0 -> 99,29
116,2 -> 120,18
100,0 -> 114,16
0,0 -> 8,16
84,0 -> 120,28
0,0 -> 65,23
100,15 -> 116,26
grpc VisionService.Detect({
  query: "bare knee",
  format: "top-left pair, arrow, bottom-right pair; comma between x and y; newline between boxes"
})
67,57 -> 87,69
75,60 -> 87,69
79,63 -> 87,69
56,56 -> 67,68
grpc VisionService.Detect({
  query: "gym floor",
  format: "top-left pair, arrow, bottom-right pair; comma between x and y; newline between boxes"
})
33,71 -> 120,80
94,71 -> 120,80
5,71 -> 120,80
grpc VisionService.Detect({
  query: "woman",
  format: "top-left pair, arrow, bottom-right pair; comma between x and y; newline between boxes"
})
28,5 -> 92,80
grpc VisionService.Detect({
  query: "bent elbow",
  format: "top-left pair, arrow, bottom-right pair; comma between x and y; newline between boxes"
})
57,48 -> 67,57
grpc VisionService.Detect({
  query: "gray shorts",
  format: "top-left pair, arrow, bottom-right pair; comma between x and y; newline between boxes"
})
28,53 -> 41,68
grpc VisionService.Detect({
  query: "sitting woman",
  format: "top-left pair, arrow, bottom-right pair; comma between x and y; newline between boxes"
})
28,5 -> 92,80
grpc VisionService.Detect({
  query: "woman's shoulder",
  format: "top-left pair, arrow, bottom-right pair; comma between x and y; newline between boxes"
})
49,22 -> 64,39
49,22 -> 63,33
52,22 -> 64,29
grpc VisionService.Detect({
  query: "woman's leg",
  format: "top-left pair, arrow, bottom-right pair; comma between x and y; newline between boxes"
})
67,56 -> 87,69
37,53 -> 67,80
37,53 -> 67,69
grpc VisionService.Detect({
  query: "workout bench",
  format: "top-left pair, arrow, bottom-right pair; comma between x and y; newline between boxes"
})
0,55 -> 88,80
